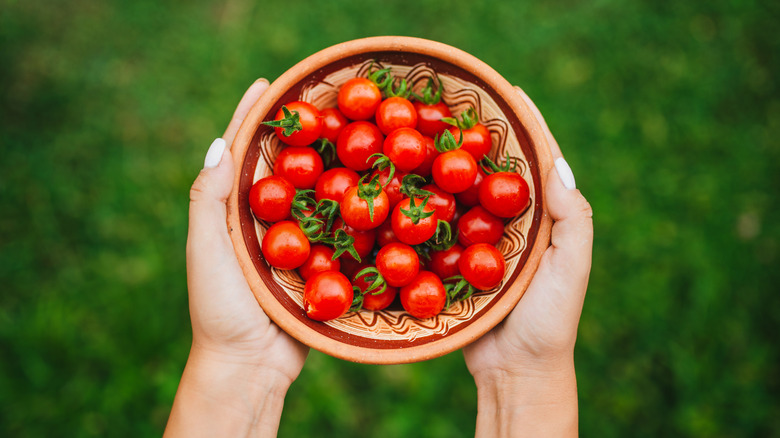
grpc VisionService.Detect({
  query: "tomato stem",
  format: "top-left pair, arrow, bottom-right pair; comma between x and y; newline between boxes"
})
399,174 -> 434,199
433,129 -> 464,153
354,267 -> 388,296
262,105 -> 302,136
328,229 -> 361,263
426,220 -> 458,251
356,174 -> 384,223
479,152 -> 521,175
400,195 -> 435,225
441,107 -> 479,131
411,76 -> 444,105
369,153 -> 395,187
385,77 -> 412,99
314,138 -> 337,168
443,275 -> 476,309
367,64 -> 393,90
290,189 -> 317,221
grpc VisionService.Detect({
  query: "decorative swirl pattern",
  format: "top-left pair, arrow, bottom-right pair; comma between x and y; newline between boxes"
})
251,59 -> 536,341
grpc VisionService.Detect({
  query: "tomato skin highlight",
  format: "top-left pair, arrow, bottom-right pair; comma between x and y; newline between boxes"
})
248,175 -> 295,222
382,127 -> 426,172
298,244 -> 341,281
391,198 -> 439,245
340,186 -> 390,231
447,124 -> 491,161
376,242 -> 420,287
478,172 -> 531,218
273,146 -> 324,189
414,101 -> 452,138
457,206 -> 504,247
261,221 -> 311,270
428,243 -> 464,280
320,107 -> 349,143
272,101 -> 323,147
400,271 -> 446,319
376,96 -> 417,135
352,268 -> 398,311
459,243 -> 506,290
336,121 -> 384,171
304,271 -> 353,321
314,167 -> 360,203
432,149 -> 478,194
338,77 -> 383,120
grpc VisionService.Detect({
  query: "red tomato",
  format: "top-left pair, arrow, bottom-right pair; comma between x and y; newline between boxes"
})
457,206 -> 504,247
376,242 -> 420,287
352,268 -> 398,311
338,77 -> 383,120
376,216 -> 400,247
371,167 -> 407,209
478,172 -> 531,218
314,167 -> 360,203
410,135 -> 438,178
459,243 -> 506,290
447,124 -> 491,161
248,175 -> 295,222
421,183 -> 456,223
271,101 -> 323,147
339,257 -> 365,279
400,271 -> 446,319
304,271 -> 353,321
340,185 -> 390,231
376,96 -> 417,135
432,149 -> 478,193
428,243 -> 464,280
273,146 -> 324,189
391,197 -> 438,245
382,127 -> 426,172
320,107 -> 348,143
336,121 -> 384,171
298,244 -> 341,281
334,218 -> 377,262
455,166 -> 487,207
261,221 -> 311,270
413,101 -> 452,137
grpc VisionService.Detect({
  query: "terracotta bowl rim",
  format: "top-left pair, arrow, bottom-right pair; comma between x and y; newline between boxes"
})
227,36 -> 553,364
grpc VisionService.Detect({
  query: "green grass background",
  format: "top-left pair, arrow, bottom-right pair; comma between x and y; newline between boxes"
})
2,0 -> 779,436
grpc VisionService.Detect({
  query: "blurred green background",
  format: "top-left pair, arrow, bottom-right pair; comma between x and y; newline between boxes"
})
2,0 -> 778,436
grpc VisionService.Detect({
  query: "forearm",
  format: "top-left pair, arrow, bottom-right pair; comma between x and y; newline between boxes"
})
473,359 -> 578,438
164,347 -> 291,438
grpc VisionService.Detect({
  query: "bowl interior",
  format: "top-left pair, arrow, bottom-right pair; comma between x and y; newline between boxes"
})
232,42 -> 548,363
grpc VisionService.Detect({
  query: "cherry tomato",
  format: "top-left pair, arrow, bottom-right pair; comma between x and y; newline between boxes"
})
421,183 -> 456,223
428,243 -> 464,280
414,101 -> 452,138
261,220 -> 311,270
478,172 -> 531,218
391,197 -> 438,245
411,136 -> 438,178
382,127 -> 426,172
338,77 -> 383,120
298,244 -> 341,281
400,271 -> 446,319
457,206 -> 504,247
314,167 -> 360,203
304,271 -> 353,321
334,218 -> 377,262
447,124 -> 491,161
271,101 -> 323,147
376,242 -> 420,287
371,167 -> 407,209
376,216 -> 400,247
320,107 -> 349,143
432,149 -> 478,193
336,121 -> 384,171
455,166 -> 487,207
341,185 -> 390,231
376,96 -> 417,135
459,243 -> 506,290
352,268 -> 398,311
339,257 -> 365,279
248,175 -> 295,222
273,146 -> 324,189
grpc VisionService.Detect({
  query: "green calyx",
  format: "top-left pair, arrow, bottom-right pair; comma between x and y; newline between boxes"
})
262,105 -> 302,136
327,229 -> 361,263
400,196 -> 435,225
293,193 -> 341,243
434,129 -> 464,153
290,189 -> 317,222
368,65 -> 393,90
356,174 -> 384,223
385,78 -> 412,99
425,220 -> 458,252
479,152 -> 522,175
369,153 -> 396,187
399,174 -> 434,199
350,267 -> 388,312
411,76 -> 444,105
441,107 -> 479,131
314,138 -> 337,168
443,275 -> 476,309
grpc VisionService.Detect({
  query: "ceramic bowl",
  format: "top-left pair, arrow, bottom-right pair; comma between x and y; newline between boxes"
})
227,36 -> 553,364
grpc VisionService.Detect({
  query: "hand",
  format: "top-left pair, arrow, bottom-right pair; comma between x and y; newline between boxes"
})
462,87 -> 593,437
165,79 -> 308,437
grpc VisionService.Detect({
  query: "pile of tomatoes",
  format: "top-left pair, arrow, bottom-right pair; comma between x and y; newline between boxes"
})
249,67 -> 530,322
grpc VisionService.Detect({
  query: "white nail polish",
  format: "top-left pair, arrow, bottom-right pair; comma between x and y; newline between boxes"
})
554,157 -> 576,190
203,138 -> 227,169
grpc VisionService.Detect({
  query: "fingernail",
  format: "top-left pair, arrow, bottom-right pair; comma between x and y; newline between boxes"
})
203,138 -> 227,169
554,157 -> 576,190
254,77 -> 270,85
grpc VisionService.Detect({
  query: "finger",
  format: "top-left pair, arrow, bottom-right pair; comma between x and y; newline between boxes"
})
514,86 -> 563,159
223,78 -> 270,147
